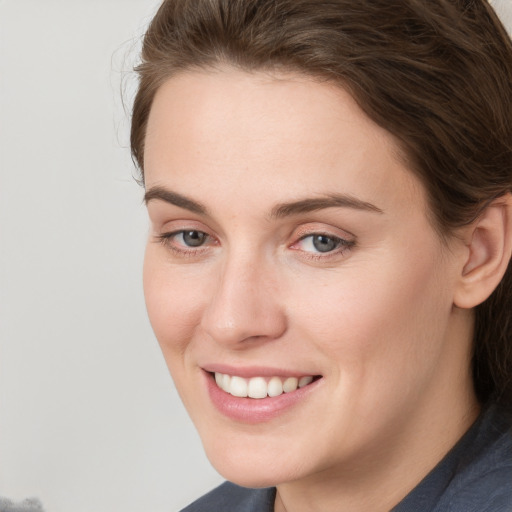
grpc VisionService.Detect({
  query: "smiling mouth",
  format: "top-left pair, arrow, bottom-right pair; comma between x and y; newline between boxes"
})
213,372 -> 321,399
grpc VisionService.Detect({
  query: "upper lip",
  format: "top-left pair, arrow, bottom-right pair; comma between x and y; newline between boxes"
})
201,364 -> 320,379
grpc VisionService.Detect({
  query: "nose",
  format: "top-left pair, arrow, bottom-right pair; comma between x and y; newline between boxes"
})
200,254 -> 287,347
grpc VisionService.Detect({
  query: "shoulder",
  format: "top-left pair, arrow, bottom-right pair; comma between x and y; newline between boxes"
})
394,404 -> 512,512
180,482 -> 275,512
437,431 -> 512,512
441,406 -> 512,512
434,467 -> 512,512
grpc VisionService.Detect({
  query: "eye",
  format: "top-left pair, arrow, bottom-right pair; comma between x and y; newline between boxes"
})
156,229 -> 212,253
292,233 -> 354,256
179,230 -> 208,247
305,234 -> 339,253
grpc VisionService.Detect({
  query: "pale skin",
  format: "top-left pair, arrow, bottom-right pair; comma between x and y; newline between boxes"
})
142,68 -> 512,512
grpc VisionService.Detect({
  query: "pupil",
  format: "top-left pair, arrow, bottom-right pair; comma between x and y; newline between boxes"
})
183,231 -> 206,247
313,235 -> 336,253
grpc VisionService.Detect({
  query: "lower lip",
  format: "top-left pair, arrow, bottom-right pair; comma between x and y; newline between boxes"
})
204,371 -> 322,424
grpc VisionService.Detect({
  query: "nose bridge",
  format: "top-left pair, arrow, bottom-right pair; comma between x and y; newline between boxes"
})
200,247 -> 286,346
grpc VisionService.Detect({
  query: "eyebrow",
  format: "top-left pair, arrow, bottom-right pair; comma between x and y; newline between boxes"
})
144,186 -> 208,215
144,186 -> 383,218
270,194 -> 383,218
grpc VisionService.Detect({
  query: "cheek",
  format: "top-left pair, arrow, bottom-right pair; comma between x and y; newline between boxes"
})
290,246 -> 453,388
142,246 -> 207,362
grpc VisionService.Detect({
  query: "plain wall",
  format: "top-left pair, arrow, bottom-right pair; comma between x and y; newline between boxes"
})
0,1 -> 510,511
0,1 -> 222,511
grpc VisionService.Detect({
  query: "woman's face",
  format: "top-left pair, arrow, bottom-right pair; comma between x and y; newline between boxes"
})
143,69 -> 472,487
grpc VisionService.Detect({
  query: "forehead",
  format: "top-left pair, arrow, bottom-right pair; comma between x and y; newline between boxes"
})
143,68 -> 425,217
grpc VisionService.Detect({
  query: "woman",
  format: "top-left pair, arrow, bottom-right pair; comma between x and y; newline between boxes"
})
131,1 -> 512,510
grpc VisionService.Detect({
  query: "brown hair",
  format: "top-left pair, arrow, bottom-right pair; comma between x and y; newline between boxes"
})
131,0 -> 512,407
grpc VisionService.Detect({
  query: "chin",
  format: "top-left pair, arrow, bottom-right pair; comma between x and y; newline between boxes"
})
209,457 -> 292,489
218,470 -> 280,489
201,432 -> 315,489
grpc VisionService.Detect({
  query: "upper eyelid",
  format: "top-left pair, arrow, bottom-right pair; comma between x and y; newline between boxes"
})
150,210 -> 355,234
158,229 -> 351,242
292,233 -> 354,250
151,215 -> 223,237
155,220 -> 214,237
159,229 -> 212,242
296,232 -> 348,242
292,223 -> 356,242
155,222 -> 356,247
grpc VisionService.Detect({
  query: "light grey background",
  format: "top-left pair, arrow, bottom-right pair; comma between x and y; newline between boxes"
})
0,1 -> 222,511
496,0 -> 512,28
0,1 -> 510,511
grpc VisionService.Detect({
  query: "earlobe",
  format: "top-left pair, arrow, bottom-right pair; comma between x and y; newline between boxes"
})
454,193 -> 512,309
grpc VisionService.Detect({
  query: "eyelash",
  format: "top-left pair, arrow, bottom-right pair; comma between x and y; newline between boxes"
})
156,230 -> 355,260
156,230 -> 216,257
293,233 -> 355,259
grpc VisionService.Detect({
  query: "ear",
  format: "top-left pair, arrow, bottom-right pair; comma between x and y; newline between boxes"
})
454,193 -> 512,309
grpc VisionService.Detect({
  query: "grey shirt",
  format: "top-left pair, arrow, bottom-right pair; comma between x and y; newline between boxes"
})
181,404 -> 512,511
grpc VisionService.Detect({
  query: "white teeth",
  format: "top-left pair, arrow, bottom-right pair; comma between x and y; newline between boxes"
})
221,373 -> 231,392
214,372 -> 315,398
283,377 -> 298,393
248,377 -> 267,399
267,376 -> 283,397
299,376 -> 314,388
229,376 -> 248,397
